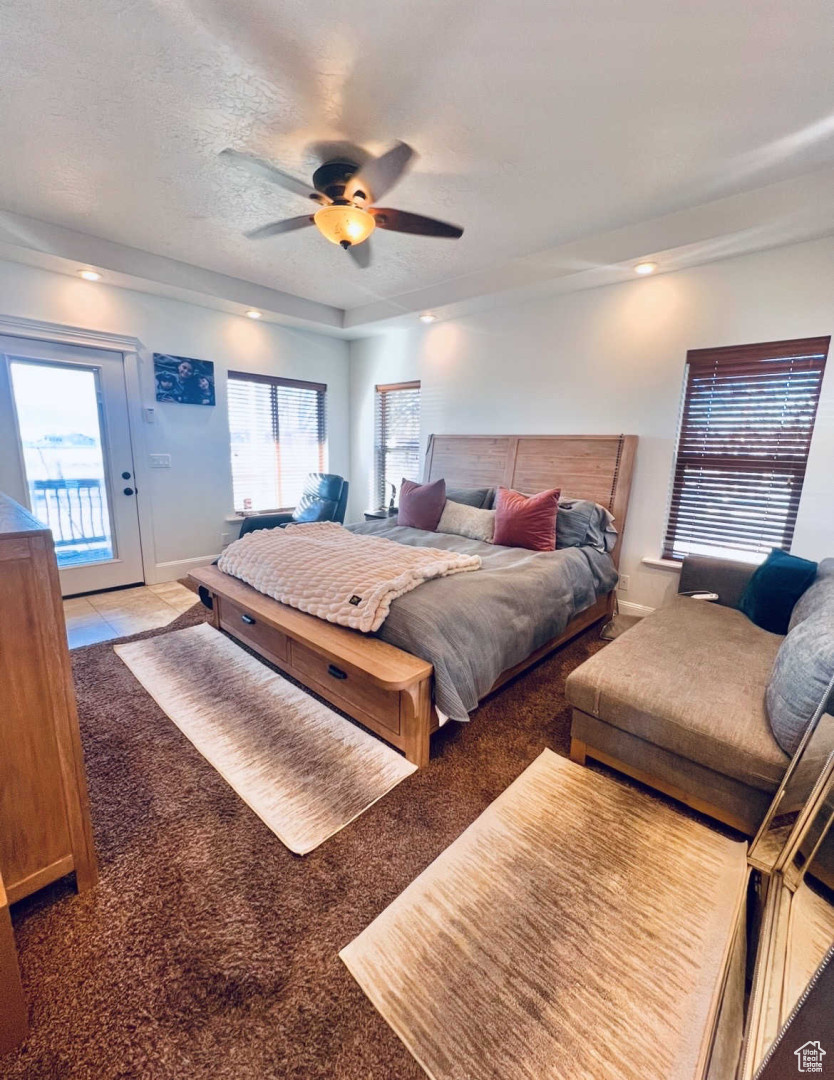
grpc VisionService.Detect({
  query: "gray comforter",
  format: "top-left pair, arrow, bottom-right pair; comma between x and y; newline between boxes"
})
346,519 -> 617,721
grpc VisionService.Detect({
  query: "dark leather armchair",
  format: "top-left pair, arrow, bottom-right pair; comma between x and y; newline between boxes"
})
238,473 -> 349,538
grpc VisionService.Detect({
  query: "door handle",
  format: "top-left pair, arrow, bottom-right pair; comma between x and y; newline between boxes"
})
123,487 -> 135,496
121,471 -> 132,480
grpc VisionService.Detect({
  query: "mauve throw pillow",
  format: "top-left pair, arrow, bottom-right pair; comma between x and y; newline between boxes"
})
398,477 -> 446,531
493,486 -> 560,551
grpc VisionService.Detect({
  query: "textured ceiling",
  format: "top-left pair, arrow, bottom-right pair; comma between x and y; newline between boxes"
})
2,0 -> 834,311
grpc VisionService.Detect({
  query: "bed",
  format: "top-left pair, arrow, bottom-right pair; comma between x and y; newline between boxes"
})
190,433 -> 637,767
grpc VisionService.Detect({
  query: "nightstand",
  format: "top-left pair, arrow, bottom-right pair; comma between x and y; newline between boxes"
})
364,509 -> 392,521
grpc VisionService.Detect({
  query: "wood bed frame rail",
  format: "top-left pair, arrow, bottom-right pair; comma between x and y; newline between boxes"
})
190,433 -> 637,767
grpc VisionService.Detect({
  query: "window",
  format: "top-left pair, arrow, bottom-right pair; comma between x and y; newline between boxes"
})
664,336 -> 829,562
228,372 -> 326,512
374,381 -> 421,509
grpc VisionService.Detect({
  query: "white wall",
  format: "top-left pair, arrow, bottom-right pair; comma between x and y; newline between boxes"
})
348,234 -> 834,612
0,259 -> 350,581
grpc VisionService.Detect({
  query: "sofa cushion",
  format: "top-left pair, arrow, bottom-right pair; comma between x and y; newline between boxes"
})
572,711 -> 775,834
739,549 -> 817,635
566,597 -> 788,791
789,558 -> 834,632
766,612 -> 834,755
678,556 -> 756,610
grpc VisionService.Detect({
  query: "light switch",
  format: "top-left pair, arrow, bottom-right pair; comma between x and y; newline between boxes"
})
149,454 -> 171,468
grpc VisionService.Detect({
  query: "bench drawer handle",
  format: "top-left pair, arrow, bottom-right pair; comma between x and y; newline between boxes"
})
241,613 -> 256,625
328,664 -> 347,680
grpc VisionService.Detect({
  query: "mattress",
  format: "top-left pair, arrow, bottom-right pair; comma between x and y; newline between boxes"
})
347,518 -> 617,720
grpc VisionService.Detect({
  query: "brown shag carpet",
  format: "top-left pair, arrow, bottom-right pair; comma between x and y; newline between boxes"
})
6,611 -> 656,1078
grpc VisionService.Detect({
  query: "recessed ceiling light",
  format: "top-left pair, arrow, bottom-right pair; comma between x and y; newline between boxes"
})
245,309 -> 262,319
419,313 -> 436,323
634,261 -> 657,276
78,269 -> 102,281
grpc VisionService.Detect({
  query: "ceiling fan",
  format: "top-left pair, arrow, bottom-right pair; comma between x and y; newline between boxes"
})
220,142 -> 464,268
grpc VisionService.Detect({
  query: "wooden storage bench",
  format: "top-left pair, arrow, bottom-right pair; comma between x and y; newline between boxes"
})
190,565 -> 436,767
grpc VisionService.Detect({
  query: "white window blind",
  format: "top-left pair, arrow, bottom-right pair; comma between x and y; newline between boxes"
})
228,372 -> 326,512
664,337 -> 829,562
374,381 -> 421,509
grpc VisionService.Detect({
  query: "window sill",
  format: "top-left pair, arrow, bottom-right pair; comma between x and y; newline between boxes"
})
641,556 -> 682,573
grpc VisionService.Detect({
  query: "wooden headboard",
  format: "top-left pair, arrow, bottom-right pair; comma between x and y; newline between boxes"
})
423,434 -> 638,566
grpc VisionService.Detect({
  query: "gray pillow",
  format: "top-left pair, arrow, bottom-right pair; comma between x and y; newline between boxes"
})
445,487 -> 495,510
766,612 -> 834,755
557,498 -> 618,552
789,557 -> 834,632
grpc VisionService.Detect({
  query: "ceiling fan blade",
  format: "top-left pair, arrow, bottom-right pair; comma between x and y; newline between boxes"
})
347,239 -> 372,268
349,142 -> 415,202
244,216 -> 314,239
371,208 -> 463,239
220,148 -> 327,203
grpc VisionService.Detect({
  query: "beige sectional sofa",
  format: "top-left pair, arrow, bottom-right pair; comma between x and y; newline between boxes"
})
566,555 -> 830,835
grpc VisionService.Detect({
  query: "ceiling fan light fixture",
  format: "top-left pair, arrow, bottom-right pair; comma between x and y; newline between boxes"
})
313,204 -> 375,247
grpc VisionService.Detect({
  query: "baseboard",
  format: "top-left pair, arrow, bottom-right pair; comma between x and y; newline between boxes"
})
150,554 -> 220,584
617,599 -> 655,618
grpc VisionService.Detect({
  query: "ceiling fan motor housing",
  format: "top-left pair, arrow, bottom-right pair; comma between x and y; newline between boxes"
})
312,160 -> 364,201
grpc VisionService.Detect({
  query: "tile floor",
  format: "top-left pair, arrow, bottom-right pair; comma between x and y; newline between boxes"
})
63,581 -> 199,649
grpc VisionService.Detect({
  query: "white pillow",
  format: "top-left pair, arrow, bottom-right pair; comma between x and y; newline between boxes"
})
437,500 -> 495,543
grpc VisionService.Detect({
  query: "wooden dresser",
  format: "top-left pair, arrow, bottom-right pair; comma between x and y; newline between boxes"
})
0,493 -> 97,906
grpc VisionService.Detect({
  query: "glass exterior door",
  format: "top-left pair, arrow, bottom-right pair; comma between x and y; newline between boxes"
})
0,338 -> 143,594
11,360 -> 116,568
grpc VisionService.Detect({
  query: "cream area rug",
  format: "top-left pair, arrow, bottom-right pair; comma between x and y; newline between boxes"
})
114,623 -> 416,854
341,749 -> 747,1080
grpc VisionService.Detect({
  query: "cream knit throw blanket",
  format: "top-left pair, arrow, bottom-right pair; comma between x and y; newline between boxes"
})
217,522 -> 481,632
